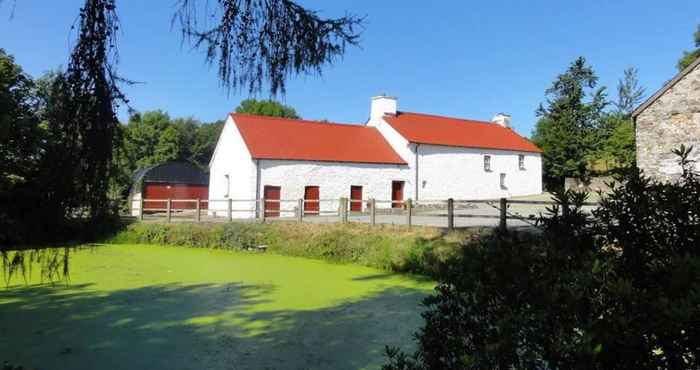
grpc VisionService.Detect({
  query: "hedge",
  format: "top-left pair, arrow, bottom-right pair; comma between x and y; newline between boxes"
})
109,222 -> 486,278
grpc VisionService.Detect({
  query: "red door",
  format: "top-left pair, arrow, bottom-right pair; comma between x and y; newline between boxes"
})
350,186 -> 363,212
304,186 -> 320,215
392,181 -> 404,209
143,182 -> 208,210
264,186 -> 281,217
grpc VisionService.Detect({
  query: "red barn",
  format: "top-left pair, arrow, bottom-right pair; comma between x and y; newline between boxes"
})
130,162 -> 209,214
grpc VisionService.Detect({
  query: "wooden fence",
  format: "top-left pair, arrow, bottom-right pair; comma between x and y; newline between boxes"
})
130,197 -> 599,231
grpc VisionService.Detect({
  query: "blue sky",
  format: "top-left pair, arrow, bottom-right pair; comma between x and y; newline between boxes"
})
1,1 -> 698,137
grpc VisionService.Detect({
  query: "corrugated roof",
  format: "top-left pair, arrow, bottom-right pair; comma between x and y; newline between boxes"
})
133,162 -> 209,185
231,113 -> 408,165
383,112 -> 542,153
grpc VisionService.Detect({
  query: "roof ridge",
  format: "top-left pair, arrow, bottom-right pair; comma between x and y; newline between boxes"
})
231,112 -> 368,129
395,111 -> 496,126
632,56 -> 700,118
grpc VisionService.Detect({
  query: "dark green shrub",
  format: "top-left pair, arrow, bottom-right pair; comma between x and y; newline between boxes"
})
384,147 -> 700,370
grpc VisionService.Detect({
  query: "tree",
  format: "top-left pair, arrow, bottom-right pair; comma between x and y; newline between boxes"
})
1,0 -> 361,244
190,120 -> 224,167
614,67 -> 645,116
532,57 -> 607,188
0,49 -> 42,193
677,24 -> 700,71
175,0 -> 363,94
234,98 -> 300,118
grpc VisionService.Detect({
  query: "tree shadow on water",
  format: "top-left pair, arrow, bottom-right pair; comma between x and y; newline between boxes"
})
0,281 -> 427,370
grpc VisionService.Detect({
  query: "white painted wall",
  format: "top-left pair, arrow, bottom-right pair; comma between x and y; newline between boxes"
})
207,104 -> 543,220
417,144 -> 542,200
259,160 -> 411,217
208,115 -> 257,216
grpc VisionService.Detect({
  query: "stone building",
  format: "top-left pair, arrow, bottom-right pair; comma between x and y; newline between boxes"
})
633,58 -> 700,181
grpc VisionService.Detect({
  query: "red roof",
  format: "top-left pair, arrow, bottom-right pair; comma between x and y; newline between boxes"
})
383,112 -> 542,153
231,113 -> 407,165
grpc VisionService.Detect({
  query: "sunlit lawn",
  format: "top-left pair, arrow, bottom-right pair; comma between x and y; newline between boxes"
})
0,244 -> 433,370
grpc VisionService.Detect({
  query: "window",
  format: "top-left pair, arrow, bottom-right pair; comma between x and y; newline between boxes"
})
224,174 -> 230,197
500,173 -> 507,189
519,154 -> 526,170
484,155 -> 491,172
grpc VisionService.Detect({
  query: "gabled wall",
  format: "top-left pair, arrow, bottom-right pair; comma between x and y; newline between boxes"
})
208,115 -> 257,215
367,116 -> 416,199
636,62 -> 700,182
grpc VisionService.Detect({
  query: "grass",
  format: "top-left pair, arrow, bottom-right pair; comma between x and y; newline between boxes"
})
0,243 -> 434,370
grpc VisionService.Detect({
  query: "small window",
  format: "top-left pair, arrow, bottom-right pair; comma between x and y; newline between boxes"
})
518,154 -> 525,170
484,155 -> 491,172
224,174 -> 230,198
500,173 -> 507,189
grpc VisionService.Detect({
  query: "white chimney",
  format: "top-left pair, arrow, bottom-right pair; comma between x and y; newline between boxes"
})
370,95 -> 397,121
492,113 -> 512,128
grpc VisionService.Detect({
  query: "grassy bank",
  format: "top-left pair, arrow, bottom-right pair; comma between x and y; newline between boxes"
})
110,222 -> 484,278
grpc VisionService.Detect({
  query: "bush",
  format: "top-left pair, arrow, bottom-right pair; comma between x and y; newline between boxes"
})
110,222 -> 478,278
384,147 -> 700,370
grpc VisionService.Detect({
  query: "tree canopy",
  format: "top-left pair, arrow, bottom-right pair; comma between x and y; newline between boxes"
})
532,59 -> 642,188
234,98 -> 300,118
532,57 -> 607,187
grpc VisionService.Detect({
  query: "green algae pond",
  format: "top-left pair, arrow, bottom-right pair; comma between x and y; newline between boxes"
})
0,244 -> 434,370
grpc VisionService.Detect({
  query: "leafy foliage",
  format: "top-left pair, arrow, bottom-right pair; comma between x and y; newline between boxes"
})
174,0 -> 363,94
384,148 -> 700,370
235,98 -> 300,118
613,67 -> 645,115
44,0 -> 126,221
677,24 -> 700,71
532,57 -> 607,188
533,59 -> 640,187
0,49 -> 42,193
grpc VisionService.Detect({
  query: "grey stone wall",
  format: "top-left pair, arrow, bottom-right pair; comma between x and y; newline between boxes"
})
636,64 -> 700,182
565,176 -> 619,193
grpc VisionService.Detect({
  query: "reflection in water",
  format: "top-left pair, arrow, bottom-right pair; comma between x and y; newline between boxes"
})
1,246 -> 77,286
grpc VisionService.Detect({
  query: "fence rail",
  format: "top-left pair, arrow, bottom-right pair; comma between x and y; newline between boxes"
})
130,196 -> 599,230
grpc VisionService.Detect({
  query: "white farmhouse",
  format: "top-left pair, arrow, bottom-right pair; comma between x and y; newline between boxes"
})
208,96 -> 542,217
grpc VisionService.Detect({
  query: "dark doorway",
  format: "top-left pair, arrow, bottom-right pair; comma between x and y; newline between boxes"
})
350,186 -> 363,212
304,186 -> 320,215
264,185 -> 281,217
391,181 -> 404,209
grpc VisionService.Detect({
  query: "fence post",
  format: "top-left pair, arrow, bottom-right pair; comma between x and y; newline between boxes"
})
297,199 -> 304,223
227,198 -> 233,221
339,198 -> 348,223
561,198 -> 569,218
166,199 -> 172,223
406,199 -> 413,227
447,198 -> 454,230
499,197 -> 507,232
261,198 -> 266,223
370,198 -> 376,226
139,197 -> 144,221
196,199 -> 201,222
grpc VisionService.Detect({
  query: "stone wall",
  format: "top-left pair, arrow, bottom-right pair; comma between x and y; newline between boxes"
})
565,176 -> 618,193
636,63 -> 700,182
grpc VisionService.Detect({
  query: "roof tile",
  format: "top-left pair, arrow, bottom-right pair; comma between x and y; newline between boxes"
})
232,113 -> 408,165
383,112 -> 542,153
